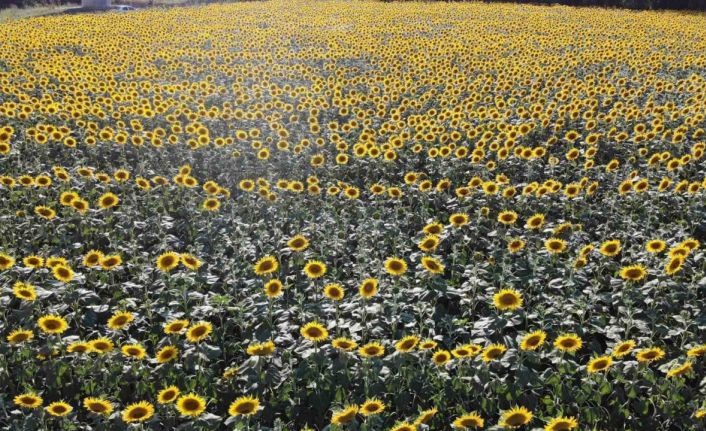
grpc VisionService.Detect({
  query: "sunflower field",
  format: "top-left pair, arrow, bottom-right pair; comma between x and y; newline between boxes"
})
0,1 -> 705,429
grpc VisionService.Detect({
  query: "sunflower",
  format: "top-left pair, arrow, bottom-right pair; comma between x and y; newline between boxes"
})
156,345 -> 179,363
636,347 -> 665,363
23,255 -> 44,268
666,361 -> 693,378
620,264 -> 647,282
414,408 -> 438,425
359,278 -> 379,298
612,340 -> 636,357
525,213 -> 545,230
180,253 -> 203,270
391,423 -> 416,431
360,399 -> 385,416
482,344 -> 507,362
52,264 -> 74,282
687,344 -> 706,358
423,222 -> 444,235
100,254 -> 122,270
264,279 -> 284,298
432,350 -> 452,365
34,206 -> 56,220
452,412 -> 485,429
122,401 -> 155,423
202,198 -> 221,211
158,386 -> 181,404
13,282 -> 37,301
247,340 -> 275,356
554,334 -> 583,353
107,311 -> 134,330
453,344 -> 482,358
418,235 -> 440,252
38,315 -> 68,334
331,405 -> 358,425
98,192 -> 119,209
500,406 -> 533,428
303,260 -> 327,278
599,239 -> 621,257
14,393 -> 43,409
664,256 -> 684,275
695,409 -> 706,419
384,257 -> 407,276
287,234 -> 309,252
156,252 -> 180,272
587,356 -> 613,373
544,416 -> 578,431
83,398 -> 113,416
544,238 -> 567,254
47,257 -> 68,268
520,330 -> 547,351
67,342 -> 91,353
46,401 -> 73,417
359,342 -> 385,358
449,212 -> 469,227
645,240 -> 666,253
89,338 -> 115,354
253,255 -> 279,276
7,329 -> 33,344
164,319 -> 189,334
493,288 -> 523,311
0,253 -> 16,270
186,322 -> 213,343
228,396 -> 260,417
121,344 -> 146,360
83,250 -> 104,267
332,337 -> 358,351
419,339 -> 438,350
420,256 -> 445,274
395,335 -> 420,353
176,393 -> 207,417
507,238 -> 526,253
497,210 -> 518,225
300,321 -> 329,342
323,283 -> 344,300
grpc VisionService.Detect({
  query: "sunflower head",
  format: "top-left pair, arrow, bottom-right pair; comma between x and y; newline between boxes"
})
300,321 -> 329,342
493,288 -> 523,311
176,393 -> 207,417
228,396 -> 260,417
499,406 -> 533,428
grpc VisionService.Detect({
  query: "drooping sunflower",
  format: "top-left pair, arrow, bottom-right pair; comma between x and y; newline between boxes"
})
391,422 -> 416,431
432,350 -> 452,365
666,361 -> 693,378
253,255 -> 279,276
13,282 -> 37,301
158,386 -> 181,404
331,405 -> 359,425
482,344 -> 507,362
554,334 -> 583,353
359,278 -> 379,298
332,337 -> 358,352
287,234 -> 309,252
7,329 -> 33,344
107,311 -> 134,330
52,264 -> 74,282
156,252 -> 180,272
636,347 -> 666,363
303,260 -> 327,279
97,192 -> 120,209
38,315 -> 68,334
46,401 -> 73,417
264,279 -> 284,298
246,340 -> 275,356
323,283 -> 344,301
156,345 -> 179,363
176,393 -> 207,417
14,393 -> 43,409
83,398 -> 113,416
300,321 -> 329,342
520,330 -> 547,351
180,253 -> 203,270
228,396 -> 260,417
122,401 -> 155,423
452,412 -> 485,429
384,257 -> 407,276
544,238 -> 567,254
360,399 -> 385,416
687,344 -> 706,358
499,406 -> 533,428
544,416 -> 578,431
620,264 -> 647,282
612,340 -> 636,358
587,356 -> 613,373
664,256 -> 684,275
493,288 -> 523,311
414,408 -> 439,426
359,342 -> 385,358
186,322 -> 213,343
395,335 -> 420,353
